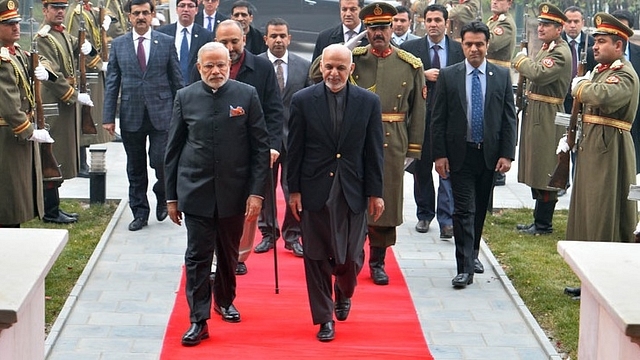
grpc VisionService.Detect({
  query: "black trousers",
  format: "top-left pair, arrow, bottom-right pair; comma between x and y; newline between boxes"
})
184,212 -> 244,323
121,110 -> 167,220
449,146 -> 495,274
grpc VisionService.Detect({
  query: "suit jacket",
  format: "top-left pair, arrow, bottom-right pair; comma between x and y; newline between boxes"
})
245,25 -> 267,55
312,24 -> 369,61
627,42 -> 640,172
561,31 -> 596,112
431,61 -> 517,171
391,32 -> 420,47
258,51 -> 312,147
288,82 -> 383,215
103,30 -> 183,132
156,23 -> 214,85
194,10 -> 227,34
165,80 -> 270,218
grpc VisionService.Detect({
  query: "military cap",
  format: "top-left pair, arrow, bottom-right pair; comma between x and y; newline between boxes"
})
537,3 -> 566,25
593,12 -> 635,40
0,0 -> 21,24
359,2 -> 397,28
42,0 -> 69,7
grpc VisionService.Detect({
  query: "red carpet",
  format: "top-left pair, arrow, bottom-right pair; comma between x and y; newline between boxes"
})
160,188 -> 433,359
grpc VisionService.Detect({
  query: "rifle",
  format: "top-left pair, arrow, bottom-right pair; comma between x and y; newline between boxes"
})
78,20 -> 98,134
99,2 -> 109,62
29,8 -> 63,181
515,9 -> 529,115
548,23 -> 589,189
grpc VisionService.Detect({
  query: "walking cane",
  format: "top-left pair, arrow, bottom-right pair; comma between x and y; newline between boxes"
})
269,163 -> 280,294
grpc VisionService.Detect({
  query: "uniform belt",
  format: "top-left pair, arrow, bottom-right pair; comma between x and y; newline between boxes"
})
487,59 -> 511,68
582,114 -> 632,132
526,92 -> 564,105
381,113 -> 405,122
66,77 -> 75,86
0,117 -> 6,126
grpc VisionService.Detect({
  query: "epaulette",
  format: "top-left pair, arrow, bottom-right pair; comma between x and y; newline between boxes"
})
396,48 -> 423,69
0,47 -> 10,61
352,46 -> 368,56
37,25 -> 51,37
73,3 -> 82,14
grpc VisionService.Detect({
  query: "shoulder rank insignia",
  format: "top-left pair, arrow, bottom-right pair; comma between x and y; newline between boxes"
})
396,48 -> 423,69
0,47 -> 10,61
498,14 -> 506,22
73,3 -> 82,14
37,25 -> 51,37
610,59 -> 624,70
352,46 -> 368,56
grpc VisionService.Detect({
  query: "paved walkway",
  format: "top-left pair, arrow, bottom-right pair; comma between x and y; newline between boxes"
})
46,141 -> 568,360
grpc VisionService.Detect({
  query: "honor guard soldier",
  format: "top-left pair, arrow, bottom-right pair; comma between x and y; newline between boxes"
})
36,0 -> 97,224
0,0 -> 55,227
511,3 -> 571,235
351,2 -> 426,285
447,0 -> 481,42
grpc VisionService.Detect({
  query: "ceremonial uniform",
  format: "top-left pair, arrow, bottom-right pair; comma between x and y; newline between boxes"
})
448,0 -> 480,41
105,0 -> 127,39
487,12 -> 515,68
567,13 -> 639,242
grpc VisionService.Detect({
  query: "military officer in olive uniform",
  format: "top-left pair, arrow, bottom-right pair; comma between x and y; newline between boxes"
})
567,13 -> 638,242
0,0 -> 55,227
511,3 -> 571,235
351,3 -> 426,285
36,0 -> 97,223
66,0 -> 113,177
448,0 -> 480,42
105,0 -> 127,39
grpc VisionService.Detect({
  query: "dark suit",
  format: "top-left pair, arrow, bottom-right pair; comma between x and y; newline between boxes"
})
401,36 -> 464,228
431,61 -> 516,275
244,25 -> 267,55
257,51 -> 312,244
312,24 -> 368,61
103,30 -> 183,221
287,82 -> 384,324
561,31 -> 596,113
626,42 -> 640,172
194,10 -> 227,34
165,79 -> 270,322
156,23 -> 214,85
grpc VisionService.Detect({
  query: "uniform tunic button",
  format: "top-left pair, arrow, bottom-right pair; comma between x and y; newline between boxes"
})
383,143 -> 388,148
336,153 -> 341,158
329,172 -> 334,177
385,132 -> 390,136
402,82 -> 407,86
397,94 -> 402,98
393,106 -> 397,111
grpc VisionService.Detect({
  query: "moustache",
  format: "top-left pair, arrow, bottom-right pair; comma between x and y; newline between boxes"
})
374,35 -> 385,41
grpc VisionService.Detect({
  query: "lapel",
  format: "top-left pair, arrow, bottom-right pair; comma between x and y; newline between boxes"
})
455,63 -> 468,115
330,25 -> 343,43
312,83 -> 337,145
484,63 -> 497,113
189,26 -> 203,61
148,30 -> 160,72
421,37 -> 431,68
123,33 -> 143,73
338,84 -> 359,146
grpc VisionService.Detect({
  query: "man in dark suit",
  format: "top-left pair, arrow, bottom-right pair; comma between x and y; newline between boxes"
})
215,19 -> 284,274
230,0 -> 266,54
157,0 -> 213,84
431,21 -> 516,288
194,0 -> 227,34
401,4 -> 464,239
103,0 -> 183,231
311,0 -> 368,61
288,44 -> 384,342
254,18 -> 312,257
166,42 -> 270,346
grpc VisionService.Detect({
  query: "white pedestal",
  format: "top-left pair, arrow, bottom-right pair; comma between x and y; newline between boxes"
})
558,241 -> 640,360
0,229 -> 68,360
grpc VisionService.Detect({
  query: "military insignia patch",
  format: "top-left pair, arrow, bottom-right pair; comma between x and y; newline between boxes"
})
542,58 -> 554,68
493,27 -> 504,35
422,85 -> 427,100
605,75 -> 620,84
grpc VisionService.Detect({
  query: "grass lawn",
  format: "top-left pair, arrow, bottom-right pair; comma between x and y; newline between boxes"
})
483,208 -> 580,359
21,199 -> 119,334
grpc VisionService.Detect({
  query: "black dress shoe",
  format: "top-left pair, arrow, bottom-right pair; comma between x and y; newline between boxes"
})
43,212 -> 77,224
440,225 -> 454,239
181,321 -> 209,346
452,273 -> 473,288
285,241 -> 304,257
564,286 -> 581,297
128,218 -> 148,231
113,133 -> 122,142
415,219 -> 430,233
254,238 -> 274,253
474,259 -> 485,274
60,210 -> 79,219
317,321 -> 335,342
214,303 -> 241,323
334,284 -> 351,321
518,224 -> 553,235
516,223 -> 534,231
235,262 -> 247,275
156,203 -> 168,221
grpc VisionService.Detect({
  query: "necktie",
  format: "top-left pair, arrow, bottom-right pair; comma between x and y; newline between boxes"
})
346,30 -> 356,42
180,28 -> 190,82
570,40 -> 577,78
471,68 -> 483,143
137,36 -> 146,72
207,16 -> 213,32
431,44 -> 441,69
275,59 -> 284,92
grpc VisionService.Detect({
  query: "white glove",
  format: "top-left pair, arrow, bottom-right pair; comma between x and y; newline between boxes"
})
155,12 -> 165,22
78,92 -> 94,107
102,16 -> 112,32
151,17 -> 160,27
101,61 -> 108,72
345,31 -> 367,51
571,71 -> 591,93
29,129 -> 55,143
34,63 -> 49,81
516,48 -> 528,57
556,135 -> 570,154
81,39 -> 92,55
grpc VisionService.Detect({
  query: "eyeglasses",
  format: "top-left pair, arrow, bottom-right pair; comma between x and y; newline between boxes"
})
131,10 -> 151,16
177,3 -> 197,8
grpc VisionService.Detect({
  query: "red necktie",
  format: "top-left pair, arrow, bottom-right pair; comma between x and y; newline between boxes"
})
137,37 -> 146,72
